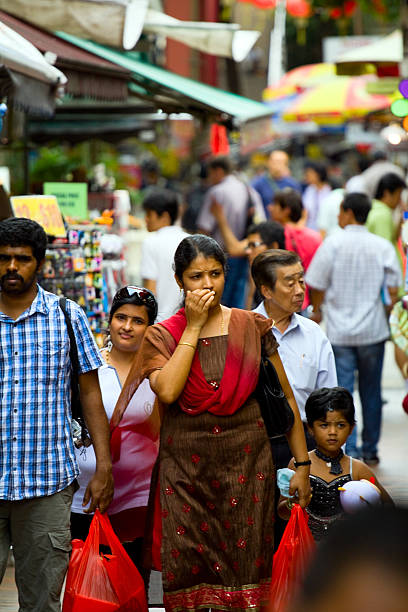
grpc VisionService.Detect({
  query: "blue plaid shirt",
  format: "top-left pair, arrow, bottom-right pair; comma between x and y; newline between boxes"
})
0,285 -> 103,500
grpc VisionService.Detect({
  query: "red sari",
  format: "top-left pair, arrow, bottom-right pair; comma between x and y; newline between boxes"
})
113,308 -> 277,612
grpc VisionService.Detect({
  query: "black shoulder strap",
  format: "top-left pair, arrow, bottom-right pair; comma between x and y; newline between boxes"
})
59,297 -> 81,420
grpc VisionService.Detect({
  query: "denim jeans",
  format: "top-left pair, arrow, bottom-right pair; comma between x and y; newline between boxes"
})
222,256 -> 248,309
332,341 -> 385,458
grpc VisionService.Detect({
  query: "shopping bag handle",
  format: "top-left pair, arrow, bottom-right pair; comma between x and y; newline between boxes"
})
92,509 -> 128,557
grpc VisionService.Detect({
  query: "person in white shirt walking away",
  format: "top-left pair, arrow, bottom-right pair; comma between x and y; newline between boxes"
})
306,192 -> 401,466
141,189 -> 189,322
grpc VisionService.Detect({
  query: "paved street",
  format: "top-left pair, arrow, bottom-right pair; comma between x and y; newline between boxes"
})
1,342 -> 407,611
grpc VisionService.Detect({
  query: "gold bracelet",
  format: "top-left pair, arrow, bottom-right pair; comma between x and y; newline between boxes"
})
179,342 -> 196,350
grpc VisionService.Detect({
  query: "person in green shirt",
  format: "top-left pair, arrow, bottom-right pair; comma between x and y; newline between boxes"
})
366,172 -> 406,290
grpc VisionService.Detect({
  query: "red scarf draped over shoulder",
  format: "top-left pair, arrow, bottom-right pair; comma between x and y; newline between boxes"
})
160,308 -> 272,416
111,307 -> 273,427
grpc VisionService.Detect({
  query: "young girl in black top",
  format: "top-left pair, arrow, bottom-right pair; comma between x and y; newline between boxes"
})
279,387 -> 392,541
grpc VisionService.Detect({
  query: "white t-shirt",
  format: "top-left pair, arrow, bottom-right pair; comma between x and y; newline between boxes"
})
71,364 -> 157,514
140,225 -> 189,321
317,188 -> 344,237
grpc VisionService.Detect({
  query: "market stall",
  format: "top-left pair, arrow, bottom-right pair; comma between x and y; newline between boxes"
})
0,188 -> 127,346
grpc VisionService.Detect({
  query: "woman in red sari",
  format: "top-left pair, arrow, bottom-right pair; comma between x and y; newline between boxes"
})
112,234 -> 311,611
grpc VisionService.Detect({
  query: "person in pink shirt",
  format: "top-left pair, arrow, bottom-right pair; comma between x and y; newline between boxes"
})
71,286 -> 160,581
269,188 -> 322,310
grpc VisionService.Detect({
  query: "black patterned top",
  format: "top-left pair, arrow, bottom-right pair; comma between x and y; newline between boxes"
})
306,457 -> 353,541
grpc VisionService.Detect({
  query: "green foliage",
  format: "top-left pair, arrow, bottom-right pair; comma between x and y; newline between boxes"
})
30,146 -> 82,183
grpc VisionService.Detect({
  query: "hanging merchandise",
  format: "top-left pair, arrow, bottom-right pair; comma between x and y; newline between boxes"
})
100,233 -> 127,309
39,227 -> 107,347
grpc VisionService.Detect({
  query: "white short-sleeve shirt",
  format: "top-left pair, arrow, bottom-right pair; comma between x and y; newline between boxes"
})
305,225 -> 402,346
140,225 -> 189,321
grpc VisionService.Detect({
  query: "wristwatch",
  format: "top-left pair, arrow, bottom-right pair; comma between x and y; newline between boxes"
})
294,459 -> 312,468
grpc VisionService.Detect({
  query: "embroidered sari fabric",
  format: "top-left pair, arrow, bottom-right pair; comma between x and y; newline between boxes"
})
157,379 -> 276,611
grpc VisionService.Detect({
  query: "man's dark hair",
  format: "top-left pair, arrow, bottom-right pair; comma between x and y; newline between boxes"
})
247,221 -> 285,250
273,188 -> 303,223
142,188 -> 179,225
375,172 -> 406,200
141,158 -> 159,174
342,192 -> 372,224
208,156 -> 231,175
251,249 -> 301,292
0,217 -> 47,264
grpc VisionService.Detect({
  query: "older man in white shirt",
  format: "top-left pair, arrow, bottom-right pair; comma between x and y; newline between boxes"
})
251,248 -> 337,543
252,249 -> 337,426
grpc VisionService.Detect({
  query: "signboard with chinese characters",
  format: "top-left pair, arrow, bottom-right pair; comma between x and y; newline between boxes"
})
10,195 -> 66,237
43,182 -> 88,220
323,35 -> 380,63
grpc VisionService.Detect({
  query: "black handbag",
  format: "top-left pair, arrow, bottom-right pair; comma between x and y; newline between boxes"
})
255,344 -> 294,439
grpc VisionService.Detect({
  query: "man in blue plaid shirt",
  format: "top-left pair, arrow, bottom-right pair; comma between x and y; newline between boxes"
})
0,218 -> 114,611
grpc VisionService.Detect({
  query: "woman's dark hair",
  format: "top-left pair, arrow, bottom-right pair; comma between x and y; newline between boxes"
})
142,188 -> 179,225
0,217 -> 47,265
273,188 -> 304,223
174,234 -> 227,282
109,286 -> 158,325
305,387 -> 355,427
251,249 -> 301,292
305,160 -> 328,184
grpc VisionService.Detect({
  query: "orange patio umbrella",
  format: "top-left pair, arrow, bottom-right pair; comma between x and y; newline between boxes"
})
263,62 -> 336,101
282,74 -> 397,125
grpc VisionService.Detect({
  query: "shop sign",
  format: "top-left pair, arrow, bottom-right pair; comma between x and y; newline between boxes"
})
43,182 -> 88,220
10,195 -> 66,237
240,117 -> 275,155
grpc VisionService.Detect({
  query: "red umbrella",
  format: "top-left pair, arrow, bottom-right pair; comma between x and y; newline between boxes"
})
236,0 -> 312,17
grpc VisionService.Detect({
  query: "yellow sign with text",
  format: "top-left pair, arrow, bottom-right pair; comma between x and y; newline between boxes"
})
10,195 -> 66,237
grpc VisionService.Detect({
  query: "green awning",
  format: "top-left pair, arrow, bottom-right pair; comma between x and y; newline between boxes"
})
56,31 -> 272,125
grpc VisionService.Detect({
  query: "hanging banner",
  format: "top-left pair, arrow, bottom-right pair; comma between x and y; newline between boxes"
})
10,195 -> 66,237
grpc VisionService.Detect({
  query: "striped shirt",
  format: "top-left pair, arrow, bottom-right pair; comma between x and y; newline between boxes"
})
0,285 -> 103,500
305,225 -> 402,346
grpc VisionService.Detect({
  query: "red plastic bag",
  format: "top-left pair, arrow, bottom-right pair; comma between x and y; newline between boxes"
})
269,504 -> 315,612
63,510 -> 148,612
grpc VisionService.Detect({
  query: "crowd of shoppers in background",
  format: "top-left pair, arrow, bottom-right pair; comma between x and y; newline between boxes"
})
2,144 -> 408,612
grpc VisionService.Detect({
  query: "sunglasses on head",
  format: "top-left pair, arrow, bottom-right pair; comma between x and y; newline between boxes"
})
115,286 -> 158,319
